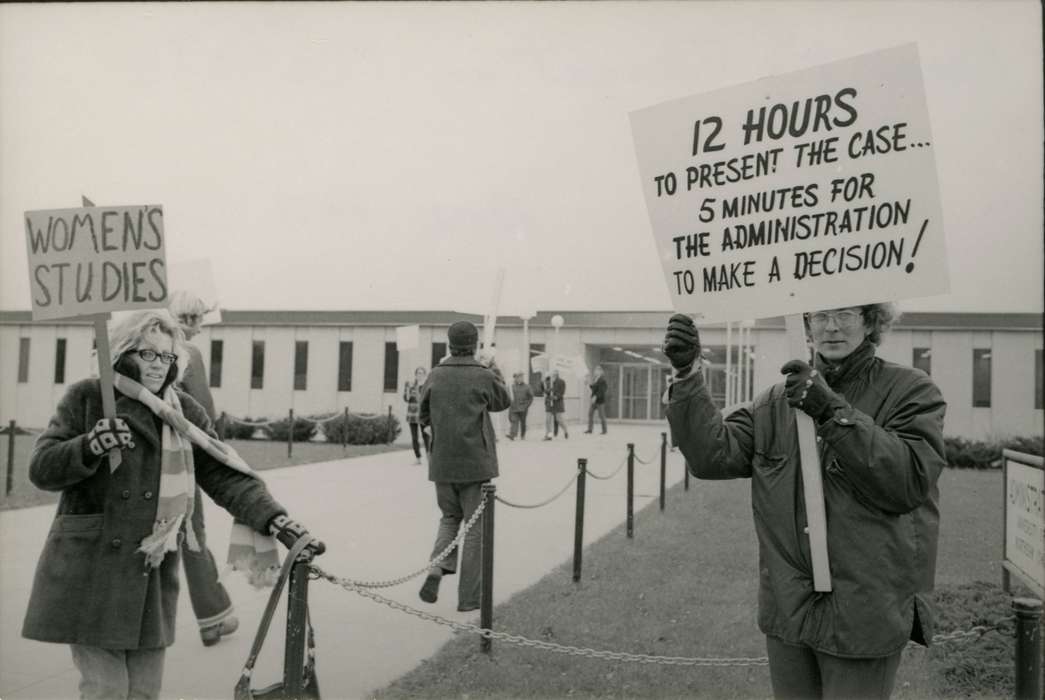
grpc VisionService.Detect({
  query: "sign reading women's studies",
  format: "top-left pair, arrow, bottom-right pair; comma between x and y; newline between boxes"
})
630,44 -> 949,321
24,205 -> 168,320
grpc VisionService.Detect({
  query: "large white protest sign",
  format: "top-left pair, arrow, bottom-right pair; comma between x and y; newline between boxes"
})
630,44 -> 948,321
167,258 -> 222,325
396,324 -> 420,351
24,205 -> 168,321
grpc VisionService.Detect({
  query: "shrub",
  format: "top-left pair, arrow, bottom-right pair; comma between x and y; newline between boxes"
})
943,434 -> 1043,469
323,413 -> 401,445
222,416 -> 264,440
265,417 -> 318,443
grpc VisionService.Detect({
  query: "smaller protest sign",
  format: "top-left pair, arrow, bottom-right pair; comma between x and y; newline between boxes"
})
396,324 -> 420,351
167,258 -> 222,325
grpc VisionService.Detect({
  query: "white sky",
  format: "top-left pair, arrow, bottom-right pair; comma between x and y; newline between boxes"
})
1,1 -> 1042,316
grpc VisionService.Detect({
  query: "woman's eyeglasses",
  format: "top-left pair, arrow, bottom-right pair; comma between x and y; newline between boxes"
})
131,349 -> 179,365
807,310 -> 863,329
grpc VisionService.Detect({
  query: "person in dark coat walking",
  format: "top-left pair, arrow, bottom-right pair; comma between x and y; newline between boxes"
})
22,309 -> 321,700
506,371 -> 534,440
404,366 -> 431,464
584,364 -> 608,434
663,304 -> 946,699
169,290 -> 239,647
417,320 -> 511,611
543,370 -> 568,440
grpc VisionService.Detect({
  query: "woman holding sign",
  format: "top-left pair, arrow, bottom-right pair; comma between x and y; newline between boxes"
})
663,304 -> 946,699
21,309 -> 323,700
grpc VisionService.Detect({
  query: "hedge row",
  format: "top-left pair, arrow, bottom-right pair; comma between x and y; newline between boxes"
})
219,414 -> 401,446
944,434 -> 1042,469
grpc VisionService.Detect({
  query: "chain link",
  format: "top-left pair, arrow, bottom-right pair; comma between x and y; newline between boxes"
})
310,495 -> 488,589
587,456 -> 628,481
921,616 -> 1016,647
496,473 -> 579,509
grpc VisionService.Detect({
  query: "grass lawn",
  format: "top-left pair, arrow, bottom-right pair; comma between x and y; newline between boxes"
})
0,432 -> 404,511
377,468 -> 1028,699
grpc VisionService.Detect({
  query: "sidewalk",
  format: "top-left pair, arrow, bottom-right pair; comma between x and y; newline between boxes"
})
0,424 -> 683,700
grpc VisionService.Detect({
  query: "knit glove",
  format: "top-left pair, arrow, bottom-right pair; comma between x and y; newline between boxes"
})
662,314 -> 701,376
84,417 -> 134,456
268,514 -> 326,559
780,360 -> 847,423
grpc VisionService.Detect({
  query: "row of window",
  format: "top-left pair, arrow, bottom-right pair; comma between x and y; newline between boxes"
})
12,337 -> 1045,409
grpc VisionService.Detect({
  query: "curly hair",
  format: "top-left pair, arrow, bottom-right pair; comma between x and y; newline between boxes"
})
803,302 -> 901,346
109,309 -> 188,385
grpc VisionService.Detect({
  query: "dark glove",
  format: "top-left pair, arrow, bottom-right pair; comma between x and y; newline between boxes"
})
662,314 -> 701,374
780,360 -> 847,423
85,417 -> 134,456
268,514 -> 326,559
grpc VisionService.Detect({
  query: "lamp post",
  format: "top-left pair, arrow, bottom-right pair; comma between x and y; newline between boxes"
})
550,314 -> 564,371
520,311 -> 535,384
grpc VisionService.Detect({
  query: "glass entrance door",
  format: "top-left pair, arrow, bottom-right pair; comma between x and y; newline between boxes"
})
621,365 -> 651,419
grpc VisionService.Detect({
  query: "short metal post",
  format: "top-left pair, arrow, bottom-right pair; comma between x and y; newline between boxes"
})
659,432 -> 667,512
626,443 -> 635,539
284,558 -> 310,695
1012,597 -> 1042,700
573,459 -> 587,582
217,411 -> 226,441
387,405 -> 394,444
342,407 -> 349,451
480,483 -> 496,653
5,420 -> 15,496
684,458 -> 690,491
287,408 -> 294,459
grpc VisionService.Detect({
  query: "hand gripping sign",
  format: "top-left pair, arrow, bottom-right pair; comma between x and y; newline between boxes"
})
24,197 -> 168,468
630,44 -> 950,591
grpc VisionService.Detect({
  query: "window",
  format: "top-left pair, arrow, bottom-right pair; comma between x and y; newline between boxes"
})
384,342 -> 399,392
1036,349 -> 1042,410
338,342 -> 353,392
209,340 -> 223,388
972,349 -> 992,408
912,347 -> 931,376
251,341 -> 265,389
54,338 -> 67,384
529,343 -> 546,394
293,341 -> 309,391
17,338 -> 30,383
431,342 -> 447,368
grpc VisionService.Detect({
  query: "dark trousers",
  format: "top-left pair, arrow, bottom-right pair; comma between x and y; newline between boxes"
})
408,422 -> 430,458
181,487 -> 234,630
508,409 -> 528,438
587,402 -> 607,432
766,636 -> 902,699
429,481 -> 485,608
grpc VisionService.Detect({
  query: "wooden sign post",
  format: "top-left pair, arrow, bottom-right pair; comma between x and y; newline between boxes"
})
630,44 -> 951,592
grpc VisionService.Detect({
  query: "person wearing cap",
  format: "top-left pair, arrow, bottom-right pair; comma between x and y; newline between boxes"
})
506,371 -> 535,440
417,320 -> 511,611
168,290 -> 238,647
662,305 -> 946,699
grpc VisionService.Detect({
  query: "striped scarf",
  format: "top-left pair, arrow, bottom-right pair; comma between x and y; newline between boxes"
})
113,373 -> 281,587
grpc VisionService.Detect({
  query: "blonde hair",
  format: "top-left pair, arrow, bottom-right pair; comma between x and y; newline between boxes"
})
109,309 -> 188,383
168,290 -> 213,318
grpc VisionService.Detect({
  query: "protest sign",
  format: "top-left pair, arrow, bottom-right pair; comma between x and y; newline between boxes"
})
396,324 -> 420,351
24,205 -> 167,321
167,258 -> 222,325
630,43 -> 948,321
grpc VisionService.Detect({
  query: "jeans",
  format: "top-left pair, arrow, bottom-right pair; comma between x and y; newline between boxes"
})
508,409 -> 528,438
587,402 -> 607,433
429,481 -> 485,608
545,411 -> 567,437
70,645 -> 166,700
408,422 -> 431,459
181,486 -> 234,631
766,636 -> 902,699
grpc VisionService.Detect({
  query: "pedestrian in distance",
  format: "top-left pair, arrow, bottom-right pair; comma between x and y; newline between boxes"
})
404,366 -> 431,464
417,320 -> 511,612
21,309 -> 323,700
662,305 -> 946,700
543,369 -> 568,440
168,290 -> 239,647
584,364 -> 608,434
506,371 -> 534,440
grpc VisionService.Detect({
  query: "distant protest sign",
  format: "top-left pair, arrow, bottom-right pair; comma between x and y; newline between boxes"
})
630,44 -> 949,321
24,205 -> 168,321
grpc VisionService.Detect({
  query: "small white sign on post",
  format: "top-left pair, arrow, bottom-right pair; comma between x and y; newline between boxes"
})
630,44 -> 950,592
1003,451 -> 1044,599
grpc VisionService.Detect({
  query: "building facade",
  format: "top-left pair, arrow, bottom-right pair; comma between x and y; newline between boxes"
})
1,310 -> 1041,440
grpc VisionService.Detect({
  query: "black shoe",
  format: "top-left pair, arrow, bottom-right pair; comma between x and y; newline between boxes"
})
419,573 -> 442,604
457,602 -> 480,612
583,430 -> 592,434
564,431 -> 569,439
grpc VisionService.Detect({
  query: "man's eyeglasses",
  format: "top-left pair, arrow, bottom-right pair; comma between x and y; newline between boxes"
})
131,349 -> 179,365
807,310 -> 863,329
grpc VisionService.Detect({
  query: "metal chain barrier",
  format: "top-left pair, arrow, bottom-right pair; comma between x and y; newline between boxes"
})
587,455 -> 628,481
918,616 -> 1017,647
633,443 -> 660,466
310,495 -> 488,589
496,473 -> 579,509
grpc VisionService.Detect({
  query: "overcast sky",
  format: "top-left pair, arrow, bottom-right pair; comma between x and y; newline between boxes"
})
2,1 -> 1042,317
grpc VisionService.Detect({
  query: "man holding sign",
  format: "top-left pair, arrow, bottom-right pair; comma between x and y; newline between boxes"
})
663,305 -> 946,698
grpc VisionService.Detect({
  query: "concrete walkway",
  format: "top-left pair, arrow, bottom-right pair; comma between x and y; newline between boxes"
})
0,424 -> 685,700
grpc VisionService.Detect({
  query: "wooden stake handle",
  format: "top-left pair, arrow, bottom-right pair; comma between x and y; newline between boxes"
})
92,314 -> 123,470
